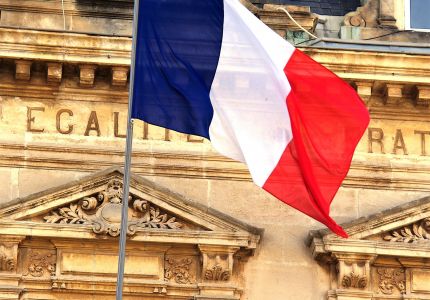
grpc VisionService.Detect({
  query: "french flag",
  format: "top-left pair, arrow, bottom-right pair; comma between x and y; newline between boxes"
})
131,0 -> 370,237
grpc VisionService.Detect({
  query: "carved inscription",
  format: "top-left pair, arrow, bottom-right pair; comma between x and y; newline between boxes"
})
368,127 -> 430,156
164,257 -> 194,284
377,268 -> 406,295
43,179 -> 184,236
383,218 -> 430,243
25,106 -> 204,143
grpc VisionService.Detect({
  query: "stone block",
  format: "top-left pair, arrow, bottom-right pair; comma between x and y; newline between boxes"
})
15,60 -> 32,81
47,62 -> 62,84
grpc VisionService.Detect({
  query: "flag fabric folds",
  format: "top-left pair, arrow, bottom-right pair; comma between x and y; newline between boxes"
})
131,0 -> 370,237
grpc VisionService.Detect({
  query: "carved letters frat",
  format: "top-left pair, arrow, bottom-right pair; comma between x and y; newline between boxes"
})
383,218 -> 430,243
44,179 -> 183,236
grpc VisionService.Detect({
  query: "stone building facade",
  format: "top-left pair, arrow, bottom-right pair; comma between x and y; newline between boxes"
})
0,0 -> 429,299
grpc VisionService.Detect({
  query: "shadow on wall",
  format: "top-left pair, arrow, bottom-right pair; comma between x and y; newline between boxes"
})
75,0 -> 134,12
250,0 -> 361,16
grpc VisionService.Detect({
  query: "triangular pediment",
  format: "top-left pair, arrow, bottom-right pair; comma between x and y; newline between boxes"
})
309,196 -> 430,259
0,167 -> 261,249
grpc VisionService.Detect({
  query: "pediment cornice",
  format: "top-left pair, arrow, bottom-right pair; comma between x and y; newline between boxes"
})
309,196 -> 430,260
0,167 -> 262,249
309,196 -> 430,299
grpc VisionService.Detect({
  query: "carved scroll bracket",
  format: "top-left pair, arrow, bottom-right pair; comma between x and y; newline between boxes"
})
333,253 -> 376,291
0,236 -> 25,273
343,0 -> 379,28
198,245 -> 239,283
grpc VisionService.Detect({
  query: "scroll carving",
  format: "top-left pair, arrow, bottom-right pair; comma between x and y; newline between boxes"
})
24,250 -> 56,278
377,268 -> 406,295
204,265 -> 231,281
164,257 -> 194,284
341,271 -> 367,289
343,0 -> 379,28
0,252 -> 15,271
383,218 -> 430,243
43,179 -> 183,236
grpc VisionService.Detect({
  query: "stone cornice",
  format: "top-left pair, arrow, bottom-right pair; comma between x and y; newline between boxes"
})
0,28 -> 131,66
0,141 -> 429,192
302,48 -> 430,84
0,221 -> 256,248
0,0 -> 134,20
0,27 -> 428,84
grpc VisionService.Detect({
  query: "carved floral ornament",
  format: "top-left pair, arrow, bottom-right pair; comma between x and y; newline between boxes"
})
205,264 -> 231,281
377,268 -> 406,295
43,179 -> 184,236
383,218 -> 430,243
341,271 -> 367,289
23,250 -> 56,278
164,257 -> 195,284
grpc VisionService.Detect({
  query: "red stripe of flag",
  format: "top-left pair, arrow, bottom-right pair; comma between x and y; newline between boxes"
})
263,49 -> 370,237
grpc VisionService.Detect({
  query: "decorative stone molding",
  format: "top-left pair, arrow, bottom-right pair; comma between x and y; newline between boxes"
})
384,83 -> 403,106
205,264 -> 231,281
15,60 -> 32,81
23,250 -> 56,278
355,81 -> 373,103
164,257 -> 195,284
415,85 -> 430,108
343,0 -> 379,28
199,245 -> 239,282
0,252 -> 15,271
79,64 -> 97,87
334,254 -> 374,292
111,66 -> 129,87
0,237 -> 24,273
377,268 -> 406,295
378,0 -> 397,29
308,197 -> 430,299
383,218 -> 430,243
258,4 -> 318,37
0,168 -> 261,299
341,271 -> 368,289
47,62 -> 62,84
43,178 -> 184,236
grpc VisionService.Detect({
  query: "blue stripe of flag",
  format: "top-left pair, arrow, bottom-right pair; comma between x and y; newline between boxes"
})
131,0 -> 224,139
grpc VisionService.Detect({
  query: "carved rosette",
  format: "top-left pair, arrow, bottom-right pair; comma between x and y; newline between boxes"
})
23,250 -> 56,278
43,179 -> 184,237
164,257 -> 195,284
341,271 -> 367,289
377,268 -> 406,295
383,218 -> 430,243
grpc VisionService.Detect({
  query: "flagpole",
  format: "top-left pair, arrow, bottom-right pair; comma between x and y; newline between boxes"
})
116,0 -> 140,299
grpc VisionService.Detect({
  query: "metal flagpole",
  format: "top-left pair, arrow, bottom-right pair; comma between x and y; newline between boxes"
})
116,0 -> 140,299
